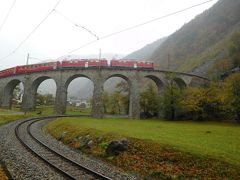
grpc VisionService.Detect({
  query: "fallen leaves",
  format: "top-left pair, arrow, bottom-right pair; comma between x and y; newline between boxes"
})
47,124 -> 240,179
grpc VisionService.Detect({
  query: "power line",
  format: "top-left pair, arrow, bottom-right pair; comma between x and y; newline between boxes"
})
60,0 -> 215,57
0,0 -> 215,64
0,0 -> 17,33
54,9 -> 99,40
0,0 -> 62,62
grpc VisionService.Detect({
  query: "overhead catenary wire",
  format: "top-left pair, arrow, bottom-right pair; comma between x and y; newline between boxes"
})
0,0 -> 17,33
54,9 -> 99,40
0,0 -> 215,65
60,0 -> 215,57
0,0 -> 62,62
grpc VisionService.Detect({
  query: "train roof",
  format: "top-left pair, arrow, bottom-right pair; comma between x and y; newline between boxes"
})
111,59 -> 154,63
19,61 -> 58,67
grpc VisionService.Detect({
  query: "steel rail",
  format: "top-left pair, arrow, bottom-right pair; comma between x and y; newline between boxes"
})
15,115 -> 112,180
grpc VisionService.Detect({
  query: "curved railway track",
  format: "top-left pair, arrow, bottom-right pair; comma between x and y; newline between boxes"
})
15,115 -> 112,180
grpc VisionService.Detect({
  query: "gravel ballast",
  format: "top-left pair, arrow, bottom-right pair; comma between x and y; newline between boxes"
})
0,118 -> 137,179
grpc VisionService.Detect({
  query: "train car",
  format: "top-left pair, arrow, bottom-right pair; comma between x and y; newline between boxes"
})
16,61 -> 60,74
61,59 -> 108,68
111,59 -> 137,68
87,59 -> 108,67
0,67 -> 16,78
136,61 -> 154,69
110,59 -> 154,69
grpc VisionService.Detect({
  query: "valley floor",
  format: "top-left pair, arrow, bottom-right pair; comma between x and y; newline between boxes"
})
46,117 -> 240,179
1,107 -> 240,179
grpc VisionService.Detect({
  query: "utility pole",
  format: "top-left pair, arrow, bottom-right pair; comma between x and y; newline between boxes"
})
24,53 -> 29,115
99,48 -> 101,60
26,53 -> 29,65
98,48 -> 102,70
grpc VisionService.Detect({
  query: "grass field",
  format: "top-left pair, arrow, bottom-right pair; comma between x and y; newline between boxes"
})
47,117 -> 240,165
0,109 -> 28,126
46,117 -> 240,178
11,105 -> 92,115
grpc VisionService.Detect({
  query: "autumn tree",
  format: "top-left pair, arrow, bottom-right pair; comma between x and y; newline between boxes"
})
140,82 -> 159,117
180,83 -> 223,120
208,58 -> 232,80
159,74 -> 182,120
229,31 -> 240,67
36,93 -> 54,106
103,80 -> 129,115
221,73 -> 240,122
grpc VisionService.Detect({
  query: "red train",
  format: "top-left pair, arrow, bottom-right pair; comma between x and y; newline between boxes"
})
61,59 -> 108,68
16,62 -> 60,73
111,59 -> 154,69
0,59 -> 154,78
0,67 -> 17,77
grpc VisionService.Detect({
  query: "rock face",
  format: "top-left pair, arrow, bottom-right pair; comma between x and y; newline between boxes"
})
106,139 -> 129,156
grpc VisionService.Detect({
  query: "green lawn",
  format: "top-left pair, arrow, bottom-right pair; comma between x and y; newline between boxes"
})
0,108 -> 22,115
0,106 -> 91,126
66,106 -> 91,115
47,117 -> 240,165
10,105 -> 91,115
0,106 -> 54,126
0,108 -> 26,126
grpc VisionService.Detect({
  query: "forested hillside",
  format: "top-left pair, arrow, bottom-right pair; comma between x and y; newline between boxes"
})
149,0 -> 240,77
125,37 -> 166,59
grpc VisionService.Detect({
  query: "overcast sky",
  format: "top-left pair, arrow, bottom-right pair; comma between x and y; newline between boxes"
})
0,0 -> 218,70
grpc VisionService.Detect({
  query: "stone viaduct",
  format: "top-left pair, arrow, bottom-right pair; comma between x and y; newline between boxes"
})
0,68 -> 209,119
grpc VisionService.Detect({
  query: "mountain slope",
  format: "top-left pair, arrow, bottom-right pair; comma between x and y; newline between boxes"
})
150,0 -> 240,76
125,37 -> 167,59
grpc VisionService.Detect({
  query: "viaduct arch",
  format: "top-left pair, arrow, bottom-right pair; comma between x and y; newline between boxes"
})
0,68 -> 209,119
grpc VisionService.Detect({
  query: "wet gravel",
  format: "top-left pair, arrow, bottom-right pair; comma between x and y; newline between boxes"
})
0,119 -> 63,180
0,118 -> 137,180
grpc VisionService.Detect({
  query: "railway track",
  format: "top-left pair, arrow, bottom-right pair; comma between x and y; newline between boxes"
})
15,115 -> 112,180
